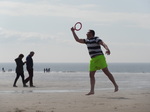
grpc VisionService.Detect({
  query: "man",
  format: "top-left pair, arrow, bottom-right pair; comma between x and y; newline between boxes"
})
24,51 -> 35,87
71,28 -> 118,95
13,54 -> 28,87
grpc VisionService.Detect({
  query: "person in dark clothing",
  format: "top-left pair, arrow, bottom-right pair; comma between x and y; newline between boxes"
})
13,54 -> 28,87
24,51 -> 35,87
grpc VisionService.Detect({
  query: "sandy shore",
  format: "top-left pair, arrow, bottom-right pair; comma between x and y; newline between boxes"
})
0,72 -> 150,112
0,89 -> 150,112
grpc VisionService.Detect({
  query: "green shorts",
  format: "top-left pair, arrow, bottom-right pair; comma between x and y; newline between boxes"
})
89,55 -> 107,72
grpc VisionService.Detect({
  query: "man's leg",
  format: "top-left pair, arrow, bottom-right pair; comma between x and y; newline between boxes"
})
102,67 -> 118,92
28,69 -> 33,87
24,74 -> 29,84
30,72 -> 33,87
24,69 -> 31,84
86,71 -> 96,95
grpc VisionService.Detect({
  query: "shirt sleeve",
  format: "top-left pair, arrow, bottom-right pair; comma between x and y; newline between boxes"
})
95,37 -> 102,43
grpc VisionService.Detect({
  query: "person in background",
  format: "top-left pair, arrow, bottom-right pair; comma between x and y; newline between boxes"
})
71,28 -> 118,95
24,51 -> 35,87
13,54 -> 28,87
2,68 -> 5,72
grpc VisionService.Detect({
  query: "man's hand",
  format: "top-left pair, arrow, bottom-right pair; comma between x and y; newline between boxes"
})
106,50 -> 111,55
71,27 -> 75,32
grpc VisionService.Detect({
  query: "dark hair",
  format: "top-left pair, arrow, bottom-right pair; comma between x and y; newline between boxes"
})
89,30 -> 95,37
30,51 -> 34,54
19,54 -> 24,58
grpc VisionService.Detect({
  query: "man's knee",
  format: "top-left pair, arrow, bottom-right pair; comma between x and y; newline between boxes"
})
89,71 -> 96,78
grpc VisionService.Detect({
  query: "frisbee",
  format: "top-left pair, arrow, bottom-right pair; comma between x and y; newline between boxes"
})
74,22 -> 82,31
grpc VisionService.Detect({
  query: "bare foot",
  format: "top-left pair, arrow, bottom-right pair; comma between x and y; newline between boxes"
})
114,85 -> 119,92
86,92 -> 94,95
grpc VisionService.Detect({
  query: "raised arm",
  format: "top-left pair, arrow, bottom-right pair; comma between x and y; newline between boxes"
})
99,40 -> 111,55
71,27 -> 85,43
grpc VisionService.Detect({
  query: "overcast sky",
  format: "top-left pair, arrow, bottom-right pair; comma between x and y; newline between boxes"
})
0,0 -> 150,63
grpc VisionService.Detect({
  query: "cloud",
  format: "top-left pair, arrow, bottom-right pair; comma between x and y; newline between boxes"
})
110,42 -> 150,47
0,27 -> 48,39
0,1 -> 150,29
0,27 -> 74,45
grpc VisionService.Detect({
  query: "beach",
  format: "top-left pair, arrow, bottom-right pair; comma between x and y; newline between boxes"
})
0,72 -> 150,112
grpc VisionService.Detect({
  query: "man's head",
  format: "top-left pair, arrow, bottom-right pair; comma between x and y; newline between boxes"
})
30,51 -> 35,57
86,30 -> 95,39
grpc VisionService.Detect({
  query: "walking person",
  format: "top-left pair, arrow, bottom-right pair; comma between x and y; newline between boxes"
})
13,54 -> 28,87
24,51 -> 35,87
71,28 -> 118,95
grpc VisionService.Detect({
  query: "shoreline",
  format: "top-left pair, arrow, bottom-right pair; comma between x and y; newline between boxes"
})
1,62 -> 150,73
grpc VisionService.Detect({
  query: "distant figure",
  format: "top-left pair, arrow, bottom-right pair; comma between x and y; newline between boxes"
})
8,69 -> 12,72
2,68 -> 5,72
24,51 -> 35,87
44,68 -> 51,73
13,54 -> 28,87
44,68 -> 46,73
46,68 -> 50,72
71,28 -> 118,95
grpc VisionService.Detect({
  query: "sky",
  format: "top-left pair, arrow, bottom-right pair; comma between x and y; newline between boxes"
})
0,0 -> 150,63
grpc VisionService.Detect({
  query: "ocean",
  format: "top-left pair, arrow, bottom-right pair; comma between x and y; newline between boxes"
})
0,63 -> 150,73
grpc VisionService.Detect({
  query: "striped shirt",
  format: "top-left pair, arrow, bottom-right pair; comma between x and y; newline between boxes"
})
84,37 -> 104,58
